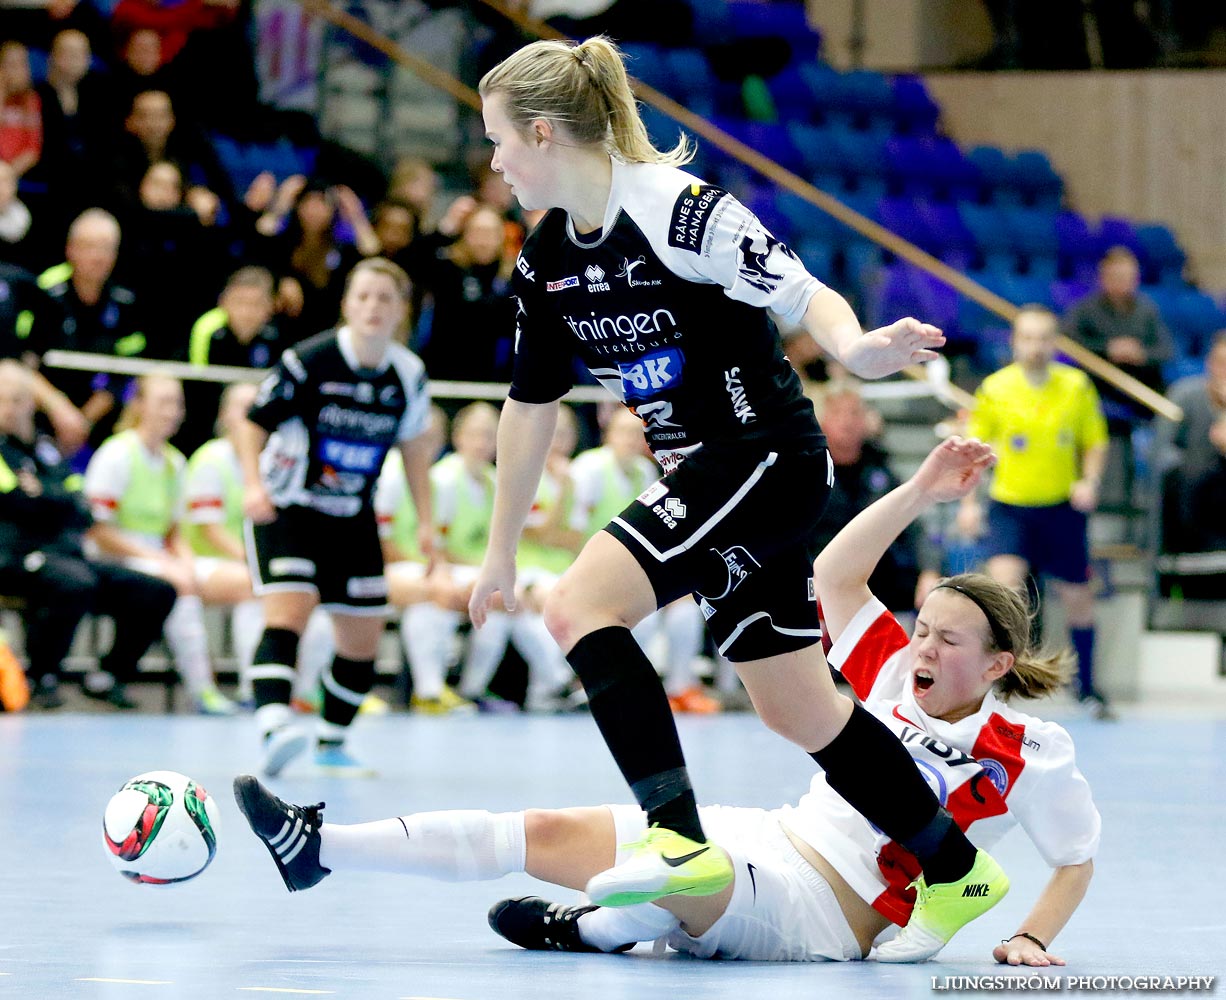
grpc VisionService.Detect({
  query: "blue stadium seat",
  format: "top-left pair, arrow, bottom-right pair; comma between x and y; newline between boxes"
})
621,42 -> 672,94
795,238 -> 837,280
915,200 -> 976,266
876,196 -> 929,250
828,123 -> 889,180
958,202 -> 1011,264
1160,289 -> 1225,358
1055,210 -> 1098,273
1051,277 -> 1093,314
787,123 -> 843,179
768,66 -> 818,121
1134,223 -> 1186,285
665,49 -> 716,104
1001,205 -> 1059,259
967,145 -> 1011,203
884,135 -> 979,201
1012,150 -> 1063,209
873,263 -> 960,335
727,1 -> 819,49
775,190 -> 840,243
686,0 -> 732,46
889,75 -> 940,134
1096,216 -> 1141,256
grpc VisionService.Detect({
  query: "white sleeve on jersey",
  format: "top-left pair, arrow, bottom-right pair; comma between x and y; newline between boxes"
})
624,162 -> 825,328
83,437 -> 132,524
185,454 -> 225,525
388,346 -> 432,443
1009,722 -> 1102,867
374,451 -> 406,539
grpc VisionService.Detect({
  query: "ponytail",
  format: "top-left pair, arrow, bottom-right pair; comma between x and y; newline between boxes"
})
479,36 -> 694,167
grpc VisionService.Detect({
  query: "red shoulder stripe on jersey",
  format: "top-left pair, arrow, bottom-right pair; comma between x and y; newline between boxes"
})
840,611 -> 909,702
188,498 -> 224,509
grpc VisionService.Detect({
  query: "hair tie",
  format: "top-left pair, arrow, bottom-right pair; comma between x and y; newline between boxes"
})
935,583 -> 1013,653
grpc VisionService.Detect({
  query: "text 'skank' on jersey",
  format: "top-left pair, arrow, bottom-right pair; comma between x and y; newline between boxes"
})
509,160 -> 826,473
248,327 -> 430,518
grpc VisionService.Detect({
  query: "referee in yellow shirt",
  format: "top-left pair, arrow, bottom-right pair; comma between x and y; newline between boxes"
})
959,305 -> 1112,717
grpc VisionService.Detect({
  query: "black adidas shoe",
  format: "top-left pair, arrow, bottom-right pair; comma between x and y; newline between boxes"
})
488,896 -> 632,953
233,774 -> 331,892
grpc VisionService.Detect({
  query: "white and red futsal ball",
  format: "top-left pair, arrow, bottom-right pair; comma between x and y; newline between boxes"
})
102,770 -> 220,885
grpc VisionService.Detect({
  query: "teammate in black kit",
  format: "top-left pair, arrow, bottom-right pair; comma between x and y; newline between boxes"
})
236,257 -> 435,777
467,36 -> 1007,960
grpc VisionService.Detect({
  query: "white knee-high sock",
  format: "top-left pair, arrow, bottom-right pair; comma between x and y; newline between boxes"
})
318,810 -> 527,881
294,607 -> 333,702
509,612 -> 569,700
231,599 -> 263,699
403,602 -> 459,700
578,904 -> 680,951
459,610 -> 511,699
662,600 -> 704,696
163,595 -> 213,695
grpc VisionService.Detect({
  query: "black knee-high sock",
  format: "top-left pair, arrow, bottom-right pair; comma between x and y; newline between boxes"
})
320,656 -> 375,738
251,628 -> 299,712
567,626 -> 705,843
812,703 -> 977,885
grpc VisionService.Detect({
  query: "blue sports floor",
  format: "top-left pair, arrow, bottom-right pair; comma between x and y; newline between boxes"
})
0,705 -> 1222,999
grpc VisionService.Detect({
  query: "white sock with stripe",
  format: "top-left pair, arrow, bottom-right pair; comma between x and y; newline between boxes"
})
318,810 -> 527,881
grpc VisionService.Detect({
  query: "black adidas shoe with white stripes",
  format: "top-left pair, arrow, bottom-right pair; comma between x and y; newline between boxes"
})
488,896 -> 632,953
233,775 -> 331,892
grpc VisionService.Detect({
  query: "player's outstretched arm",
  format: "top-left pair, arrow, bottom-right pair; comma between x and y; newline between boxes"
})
815,437 -> 994,643
469,398 -> 559,626
800,286 -> 946,381
993,860 -> 1093,967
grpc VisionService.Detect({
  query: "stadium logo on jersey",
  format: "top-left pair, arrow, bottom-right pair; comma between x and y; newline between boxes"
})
585,264 -> 610,292
978,758 -> 1010,796
547,276 -> 579,292
723,367 -> 757,424
616,256 -> 662,288
619,348 -> 684,402
516,255 -> 535,282
737,230 -> 798,294
668,183 -> 727,254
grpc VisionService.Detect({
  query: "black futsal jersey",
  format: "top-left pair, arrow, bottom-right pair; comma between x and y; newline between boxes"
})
509,159 -> 826,473
248,326 -> 430,518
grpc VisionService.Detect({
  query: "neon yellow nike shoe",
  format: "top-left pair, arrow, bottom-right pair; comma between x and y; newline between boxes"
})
875,849 -> 1010,963
585,826 -> 734,908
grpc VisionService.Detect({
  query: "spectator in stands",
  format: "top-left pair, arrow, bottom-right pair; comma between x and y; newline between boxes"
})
110,29 -> 176,121
1156,329 -> 1226,479
31,208 -> 148,449
0,359 -> 176,709
180,265 -> 281,451
1064,246 -> 1176,422
0,262 -> 90,451
4,0 -> 111,61
84,374 -> 237,714
959,305 -> 1112,718
35,29 -> 111,223
0,41 -> 42,180
413,203 -> 516,396
255,177 -> 379,343
0,160 -> 33,267
119,159 -> 226,359
1181,415 -> 1226,552
810,381 -> 929,617
387,157 -> 439,232
111,0 -> 239,72
370,199 -> 419,273
111,90 -> 233,225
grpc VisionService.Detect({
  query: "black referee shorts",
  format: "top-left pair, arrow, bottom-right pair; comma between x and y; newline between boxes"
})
245,505 -> 389,615
604,445 -> 834,663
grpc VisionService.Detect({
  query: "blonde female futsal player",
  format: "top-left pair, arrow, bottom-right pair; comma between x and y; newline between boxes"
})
459,35 -> 1003,958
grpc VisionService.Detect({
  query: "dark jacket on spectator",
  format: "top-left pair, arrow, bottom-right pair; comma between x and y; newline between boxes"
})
0,432 -> 91,560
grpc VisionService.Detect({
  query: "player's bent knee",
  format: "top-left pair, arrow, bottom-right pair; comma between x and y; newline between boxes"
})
523,808 -> 572,853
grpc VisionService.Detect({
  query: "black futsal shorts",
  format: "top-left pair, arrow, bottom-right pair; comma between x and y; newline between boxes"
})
605,445 -> 834,663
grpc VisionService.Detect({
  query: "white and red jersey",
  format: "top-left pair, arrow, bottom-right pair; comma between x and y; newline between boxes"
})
777,596 -> 1100,927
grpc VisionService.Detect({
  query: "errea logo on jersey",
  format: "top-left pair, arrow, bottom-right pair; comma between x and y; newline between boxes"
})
585,264 -> 610,292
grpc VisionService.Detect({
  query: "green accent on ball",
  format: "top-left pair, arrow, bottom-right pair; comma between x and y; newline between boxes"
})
184,781 -> 218,861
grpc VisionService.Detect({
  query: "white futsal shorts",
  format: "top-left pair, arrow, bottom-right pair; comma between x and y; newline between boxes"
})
606,803 -> 862,962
